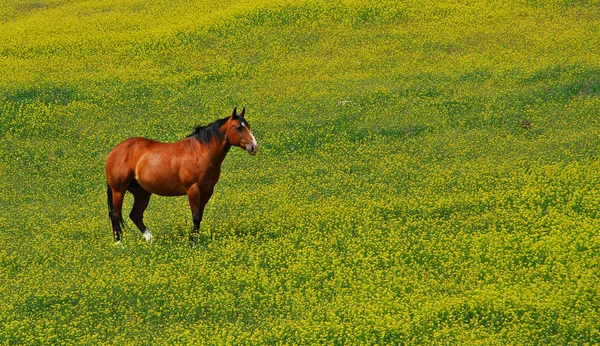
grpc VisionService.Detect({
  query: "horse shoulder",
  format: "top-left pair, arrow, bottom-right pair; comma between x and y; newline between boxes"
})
177,139 -> 221,191
173,140 -> 202,185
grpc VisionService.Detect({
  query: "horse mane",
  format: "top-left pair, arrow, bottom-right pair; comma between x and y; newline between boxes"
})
188,116 -> 229,145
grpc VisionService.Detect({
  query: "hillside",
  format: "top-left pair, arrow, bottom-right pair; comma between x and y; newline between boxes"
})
1,0 -> 600,344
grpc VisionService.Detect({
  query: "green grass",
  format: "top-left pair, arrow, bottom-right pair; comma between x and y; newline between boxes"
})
1,0 -> 600,344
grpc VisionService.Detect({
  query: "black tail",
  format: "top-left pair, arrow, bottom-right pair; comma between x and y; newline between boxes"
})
107,182 -> 113,215
107,183 -> 125,240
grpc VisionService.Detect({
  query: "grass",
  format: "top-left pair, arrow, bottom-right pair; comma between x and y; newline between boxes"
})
1,0 -> 600,344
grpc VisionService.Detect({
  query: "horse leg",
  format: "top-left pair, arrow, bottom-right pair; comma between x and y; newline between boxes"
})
128,182 -> 153,244
108,187 -> 126,244
187,185 -> 214,246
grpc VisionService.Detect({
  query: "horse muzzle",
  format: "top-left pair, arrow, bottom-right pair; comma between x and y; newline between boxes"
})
247,143 -> 258,156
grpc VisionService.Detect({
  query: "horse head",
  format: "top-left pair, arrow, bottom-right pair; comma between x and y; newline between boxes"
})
225,107 -> 258,155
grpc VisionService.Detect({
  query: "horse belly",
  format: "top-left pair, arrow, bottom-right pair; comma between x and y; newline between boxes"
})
139,179 -> 187,196
135,155 -> 187,196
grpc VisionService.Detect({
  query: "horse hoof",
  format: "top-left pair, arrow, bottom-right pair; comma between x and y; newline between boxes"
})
143,230 -> 153,244
114,240 -> 124,249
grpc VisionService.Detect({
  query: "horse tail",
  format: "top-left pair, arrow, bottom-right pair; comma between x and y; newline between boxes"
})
107,182 -> 112,214
107,182 -> 125,234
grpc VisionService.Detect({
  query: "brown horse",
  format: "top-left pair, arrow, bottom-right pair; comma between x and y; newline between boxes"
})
105,107 -> 258,246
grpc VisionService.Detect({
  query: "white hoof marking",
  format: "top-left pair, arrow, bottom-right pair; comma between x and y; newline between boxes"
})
143,230 -> 153,244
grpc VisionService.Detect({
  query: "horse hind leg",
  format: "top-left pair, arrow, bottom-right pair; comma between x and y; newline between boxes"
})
128,181 -> 153,244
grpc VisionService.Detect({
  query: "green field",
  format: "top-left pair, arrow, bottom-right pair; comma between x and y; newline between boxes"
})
1,0 -> 600,344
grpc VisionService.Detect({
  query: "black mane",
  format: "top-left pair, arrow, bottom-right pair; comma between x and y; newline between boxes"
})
187,116 -> 229,144
188,114 -> 249,145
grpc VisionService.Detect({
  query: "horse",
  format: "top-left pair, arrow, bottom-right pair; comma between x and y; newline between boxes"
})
105,107 -> 258,246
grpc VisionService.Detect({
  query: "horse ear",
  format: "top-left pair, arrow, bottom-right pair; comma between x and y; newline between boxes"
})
240,108 -> 245,117
232,107 -> 237,117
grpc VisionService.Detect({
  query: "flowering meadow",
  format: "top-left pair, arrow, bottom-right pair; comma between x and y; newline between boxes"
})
1,0 -> 600,344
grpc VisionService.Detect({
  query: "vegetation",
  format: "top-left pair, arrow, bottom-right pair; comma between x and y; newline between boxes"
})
1,0 -> 600,344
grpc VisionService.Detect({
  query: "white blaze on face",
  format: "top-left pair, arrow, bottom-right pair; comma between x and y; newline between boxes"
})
241,122 -> 258,154
248,130 -> 257,149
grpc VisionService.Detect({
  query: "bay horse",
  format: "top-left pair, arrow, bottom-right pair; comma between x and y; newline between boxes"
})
105,107 -> 258,246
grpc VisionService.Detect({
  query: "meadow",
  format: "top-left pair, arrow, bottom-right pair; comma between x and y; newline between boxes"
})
1,0 -> 600,344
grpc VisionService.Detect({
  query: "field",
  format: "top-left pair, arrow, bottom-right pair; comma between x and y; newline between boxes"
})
1,0 -> 600,344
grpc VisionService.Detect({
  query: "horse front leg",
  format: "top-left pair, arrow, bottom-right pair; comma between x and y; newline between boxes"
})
187,185 -> 214,246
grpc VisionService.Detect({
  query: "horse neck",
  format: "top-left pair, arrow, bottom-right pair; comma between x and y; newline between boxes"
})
190,120 -> 232,167
204,123 -> 232,166
209,137 -> 232,166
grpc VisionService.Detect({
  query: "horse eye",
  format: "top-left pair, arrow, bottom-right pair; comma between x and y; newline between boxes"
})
236,125 -> 244,131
